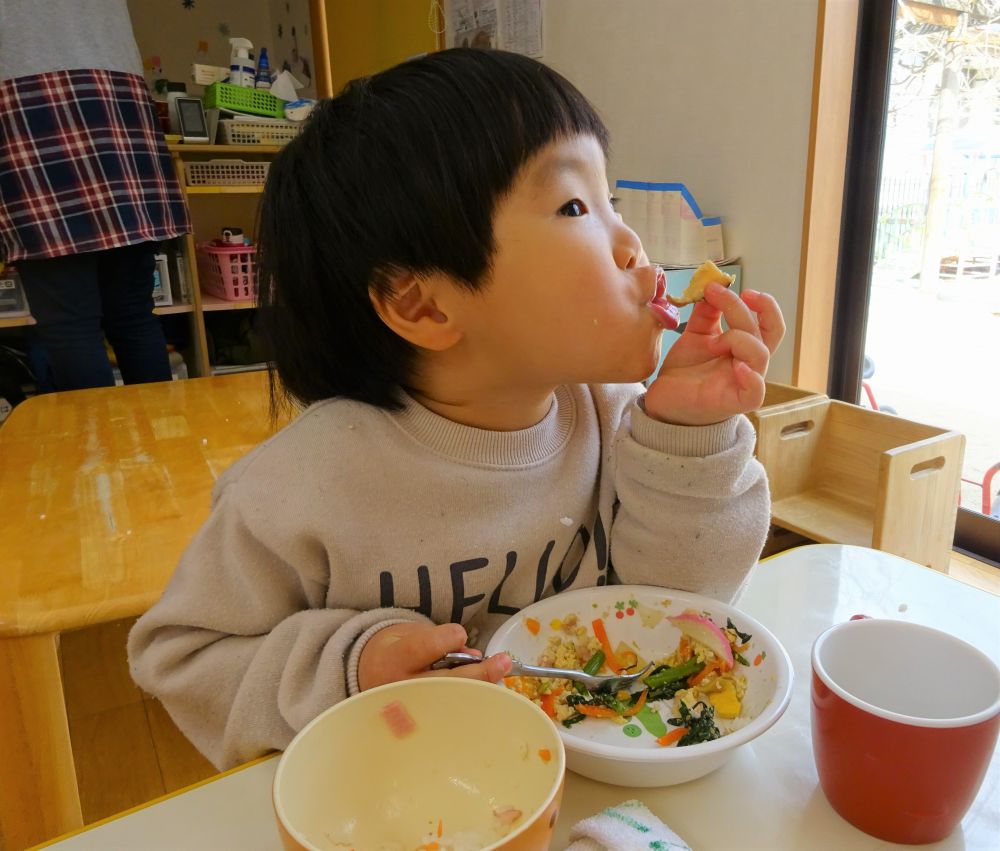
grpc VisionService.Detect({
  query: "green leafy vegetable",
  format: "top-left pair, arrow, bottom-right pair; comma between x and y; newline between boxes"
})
726,617 -> 752,645
667,700 -> 722,746
646,679 -> 690,703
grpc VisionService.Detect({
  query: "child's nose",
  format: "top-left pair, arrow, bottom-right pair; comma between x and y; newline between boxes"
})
613,220 -> 642,270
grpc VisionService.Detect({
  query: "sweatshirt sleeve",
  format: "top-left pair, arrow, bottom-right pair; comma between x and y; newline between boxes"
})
609,398 -> 770,602
127,482 -> 428,770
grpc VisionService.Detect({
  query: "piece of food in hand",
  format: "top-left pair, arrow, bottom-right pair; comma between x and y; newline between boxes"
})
667,612 -> 735,670
665,260 -> 735,307
380,700 -> 416,738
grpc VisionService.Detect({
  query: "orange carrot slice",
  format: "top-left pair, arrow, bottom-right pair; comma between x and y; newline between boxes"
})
538,748 -> 552,763
656,727 -> 688,747
540,693 -> 558,719
591,618 -> 622,673
623,689 -> 648,717
524,617 -> 541,635
577,704 -> 619,718
689,660 -> 720,686
678,635 -> 692,661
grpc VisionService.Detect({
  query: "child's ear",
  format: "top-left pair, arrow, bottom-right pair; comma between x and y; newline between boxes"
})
369,271 -> 463,351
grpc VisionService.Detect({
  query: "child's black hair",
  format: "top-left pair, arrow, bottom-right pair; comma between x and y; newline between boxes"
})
257,47 -> 609,413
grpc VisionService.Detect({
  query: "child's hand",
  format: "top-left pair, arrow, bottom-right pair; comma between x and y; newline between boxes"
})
645,285 -> 785,426
357,621 -> 512,691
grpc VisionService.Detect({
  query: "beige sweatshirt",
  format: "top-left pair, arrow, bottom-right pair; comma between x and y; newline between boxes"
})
128,383 -> 769,769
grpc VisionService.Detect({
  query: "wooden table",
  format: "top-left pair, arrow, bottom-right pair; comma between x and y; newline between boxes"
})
0,372 -> 287,850
29,545 -> 1000,851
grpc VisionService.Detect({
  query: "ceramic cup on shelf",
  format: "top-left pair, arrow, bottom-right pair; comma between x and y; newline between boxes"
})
811,618 -> 1000,844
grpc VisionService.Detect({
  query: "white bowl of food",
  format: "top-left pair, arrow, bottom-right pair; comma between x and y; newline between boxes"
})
484,585 -> 793,787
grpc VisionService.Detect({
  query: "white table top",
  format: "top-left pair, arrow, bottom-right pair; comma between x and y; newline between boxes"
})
38,545 -> 1000,851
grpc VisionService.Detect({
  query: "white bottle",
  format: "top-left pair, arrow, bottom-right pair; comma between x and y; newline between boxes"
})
228,38 -> 255,88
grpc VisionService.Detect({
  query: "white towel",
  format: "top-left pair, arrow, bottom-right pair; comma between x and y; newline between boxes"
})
565,799 -> 691,851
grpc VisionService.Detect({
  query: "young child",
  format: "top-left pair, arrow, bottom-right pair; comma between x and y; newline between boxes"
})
129,48 -> 784,770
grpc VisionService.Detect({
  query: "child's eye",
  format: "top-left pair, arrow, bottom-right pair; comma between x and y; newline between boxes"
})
609,196 -> 620,210
558,199 -> 588,217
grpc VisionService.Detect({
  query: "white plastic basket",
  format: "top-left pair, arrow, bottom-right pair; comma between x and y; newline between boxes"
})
219,119 -> 299,146
184,159 -> 270,187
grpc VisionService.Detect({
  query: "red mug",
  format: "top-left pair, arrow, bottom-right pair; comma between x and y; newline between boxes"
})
811,618 -> 1000,844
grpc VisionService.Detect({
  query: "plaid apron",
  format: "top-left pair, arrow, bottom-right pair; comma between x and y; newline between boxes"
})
0,69 -> 191,261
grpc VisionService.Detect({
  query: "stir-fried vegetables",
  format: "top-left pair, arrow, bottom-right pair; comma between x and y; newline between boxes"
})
506,609 -> 753,747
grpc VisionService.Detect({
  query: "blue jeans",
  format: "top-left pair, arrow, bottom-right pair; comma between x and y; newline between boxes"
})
17,242 -> 172,390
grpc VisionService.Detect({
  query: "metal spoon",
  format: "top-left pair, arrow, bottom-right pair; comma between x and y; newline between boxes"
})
431,652 -> 654,694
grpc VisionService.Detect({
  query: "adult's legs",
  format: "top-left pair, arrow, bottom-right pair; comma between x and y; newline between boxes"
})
15,252 -> 115,390
98,242 -> 172,384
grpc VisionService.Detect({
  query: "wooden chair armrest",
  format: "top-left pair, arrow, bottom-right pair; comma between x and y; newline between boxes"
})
874,432 -> 966,571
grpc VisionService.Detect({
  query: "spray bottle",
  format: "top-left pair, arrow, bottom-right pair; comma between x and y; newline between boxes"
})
228,38 -> 255,88
255,47 -> 272,90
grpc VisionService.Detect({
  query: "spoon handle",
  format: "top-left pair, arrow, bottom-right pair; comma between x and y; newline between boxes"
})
430,652 -> 587,684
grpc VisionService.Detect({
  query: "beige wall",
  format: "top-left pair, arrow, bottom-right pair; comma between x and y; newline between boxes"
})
543,0 -> 819,382
265,0 -> 317,98
125,0 -> 816,380
126,0 -> 315,98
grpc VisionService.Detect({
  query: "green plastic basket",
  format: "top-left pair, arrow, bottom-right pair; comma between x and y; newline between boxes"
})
203,82 -> 284,119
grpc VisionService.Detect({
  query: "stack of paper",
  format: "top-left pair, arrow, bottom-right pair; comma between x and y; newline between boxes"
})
614,180 -> 726,267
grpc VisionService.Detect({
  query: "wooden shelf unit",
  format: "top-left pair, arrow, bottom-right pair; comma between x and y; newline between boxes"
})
0,314 -> 35,329
153,303 -> 195,316
1,145 -> 276,377
184,186 -> 265,195
200,293 -> 257,311
168,143 -> 277,376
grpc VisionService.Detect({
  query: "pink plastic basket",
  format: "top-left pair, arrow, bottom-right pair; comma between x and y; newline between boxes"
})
196,242 -> 257,302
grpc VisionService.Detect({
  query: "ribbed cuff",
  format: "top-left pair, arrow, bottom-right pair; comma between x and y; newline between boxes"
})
346,618 -> 424,695
631,398 -> 741,457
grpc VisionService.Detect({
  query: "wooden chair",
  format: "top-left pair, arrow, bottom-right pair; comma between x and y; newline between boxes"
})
755,397 -> 965,571
747,382 -> 828,450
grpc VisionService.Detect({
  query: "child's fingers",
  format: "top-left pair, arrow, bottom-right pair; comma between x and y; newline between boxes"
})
681,297 -> 723,337
398,623 -> 469,672
431,653 -> 512,684
708,329 -> 770,375
734,361 -> 766,408
741,290 -> 785,354
702,282 -> 761,340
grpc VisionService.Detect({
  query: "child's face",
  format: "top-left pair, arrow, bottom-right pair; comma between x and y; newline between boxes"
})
454,134 -> 664,389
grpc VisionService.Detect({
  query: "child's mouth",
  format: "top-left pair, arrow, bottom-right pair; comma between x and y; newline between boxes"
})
648,267 -> 681,330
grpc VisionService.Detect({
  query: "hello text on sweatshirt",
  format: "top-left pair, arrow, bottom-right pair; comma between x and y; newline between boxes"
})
128,383 -> 770,769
